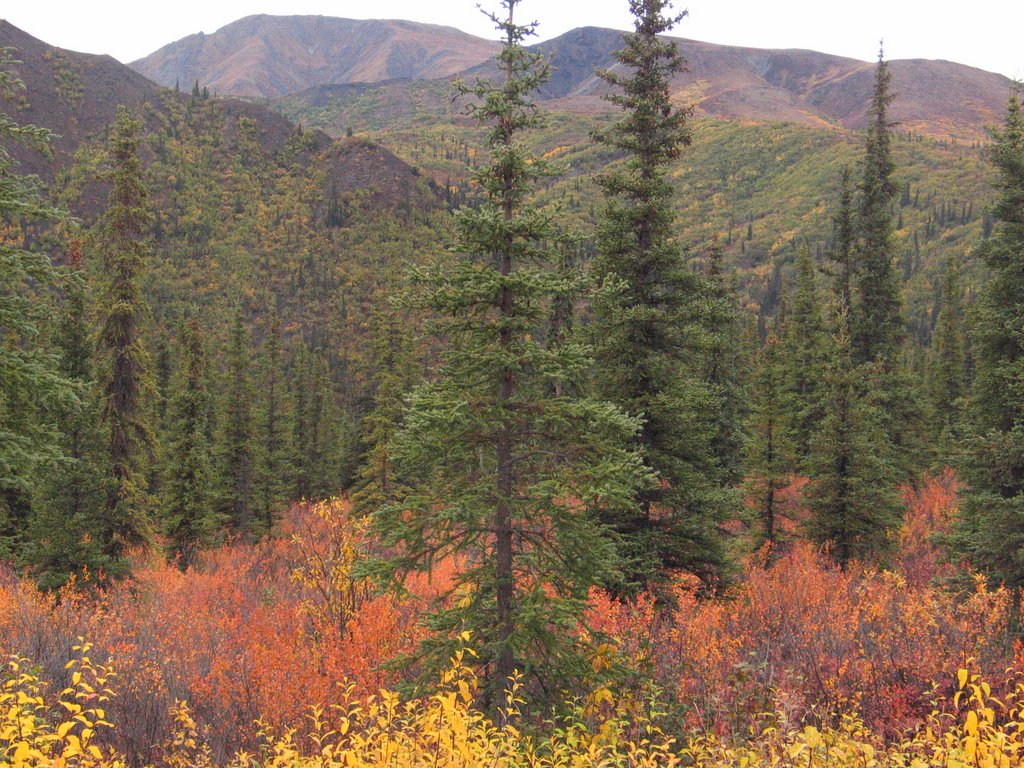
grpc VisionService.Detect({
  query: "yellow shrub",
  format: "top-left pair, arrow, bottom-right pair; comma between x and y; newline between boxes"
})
0,641 -> 121,768
7,642 -> 1024,768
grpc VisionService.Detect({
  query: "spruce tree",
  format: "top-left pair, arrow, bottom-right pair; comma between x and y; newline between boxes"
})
95,106 -> 155,564
27,247 -> 107,587
703,242 -> 748,486
0,53 -> 76,558
780,244 -> 826,464
745,332 -> 793,555
352,299 -> 419,517
254,305 -> 288,533
215,306 -> 256,534
366,0 -> 648,703
849,49 -> 925,477
929,257 -> 966,451
589,0 -> 731,592
805,318 -> 902,569
952,86 -> 1024,589
289,343 -> 312,500
852,46 -> 902,367
161,317 -> 217,567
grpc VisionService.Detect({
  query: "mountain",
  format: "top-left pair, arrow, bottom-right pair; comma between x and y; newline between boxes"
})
0,18 -> 333,189
463,27 -> 1013,142
0,19 -> 161,178
130,15 -> 501,99
130,18 -> 1013,142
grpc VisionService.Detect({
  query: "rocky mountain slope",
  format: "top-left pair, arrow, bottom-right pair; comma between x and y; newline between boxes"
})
129,17 -> 1013,142
130,15 -> 501,99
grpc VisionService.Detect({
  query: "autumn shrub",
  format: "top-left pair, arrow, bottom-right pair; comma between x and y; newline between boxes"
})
9,642 -> 1024,768
0,500 -> 441,765
0,641 -> 120,767
589,472 -> 1016,738
1,478 -> 1019,762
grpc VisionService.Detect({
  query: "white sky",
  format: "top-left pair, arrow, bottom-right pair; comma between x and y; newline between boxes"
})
3,1 -> 1022,79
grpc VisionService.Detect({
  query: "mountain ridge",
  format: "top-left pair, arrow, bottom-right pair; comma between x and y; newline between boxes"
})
128,15 -> 1012,142
130,15 -> 501,99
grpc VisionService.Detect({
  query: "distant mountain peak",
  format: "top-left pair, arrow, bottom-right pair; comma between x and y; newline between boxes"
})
130,15 -> 501,99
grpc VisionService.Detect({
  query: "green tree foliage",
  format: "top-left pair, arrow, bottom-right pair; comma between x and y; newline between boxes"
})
852,48 -> 903,367
214,306 -> 256,535
26,249 -> 108,587
780,244 -> 826,465
702,242 -> 748,486
366,0 -> 649,704
833,167 -> 856,316
351,299 -> 420,517
953,86 -> 1024,589
805,319 -> 902,569
288,345 -> 348,501
929,257 -> 966,452
161,317 -> 217,567
0,50 -> 76,557
254,305 -> 289,533
94,106 -> 155,564
589,0 -> 732,593
744,332 -> 793,555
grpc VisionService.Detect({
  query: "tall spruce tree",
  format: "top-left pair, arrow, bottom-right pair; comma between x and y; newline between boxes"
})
952,86 -> 1024,589
215,306 -> 256,534
745,332 -> 793,555
161,317 -> 217,567
352,299 -> 419,517
27,246 -> 107,587
805,317 -> 902,569
254,305 -> 288,533
589,0 -> 731,592
929,257 -> 966,452
780,244 -> 826,465
849,48 -> 925,478
366,0 -> 648,704
0,52 -> 77,558
852,46 -> 903,367
703,242 -> 748,486
95,106 -> 155,565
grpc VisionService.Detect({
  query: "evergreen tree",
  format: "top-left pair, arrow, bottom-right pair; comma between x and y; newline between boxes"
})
352,299 -> 419,517
161,317 -> 217,567
0,52 -> 76,558
214,306 -> 256,534
952,86 -> 1024,589
830,166 -> 856,323
703,242 -> 748,486
780,244 -> 826,464
254,305 -> 288,533
852,47 -> 903,367
744,332 -> 793,556
289,343 -> 312,500
850,48 -> 926,477
95,106 -> 155,564
589,0 -> 731,592
25,246 -> 107,587
805,318 -> 902,569
929,257 -> 966,451
366,0 -> 648,704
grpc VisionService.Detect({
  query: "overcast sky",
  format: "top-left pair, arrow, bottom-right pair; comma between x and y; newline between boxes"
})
4,0 -> 1022,79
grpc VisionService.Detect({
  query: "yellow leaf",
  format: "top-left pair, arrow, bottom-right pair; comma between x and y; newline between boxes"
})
958,669 -> 969,690
965,710 -> 979,737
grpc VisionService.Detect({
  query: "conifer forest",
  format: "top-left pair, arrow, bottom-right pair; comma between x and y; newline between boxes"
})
5,0 -> 1024,765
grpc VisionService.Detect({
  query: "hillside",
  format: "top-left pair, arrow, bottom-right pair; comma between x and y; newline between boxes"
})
131,16 -> 1014,142
130,15 -> 501,99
